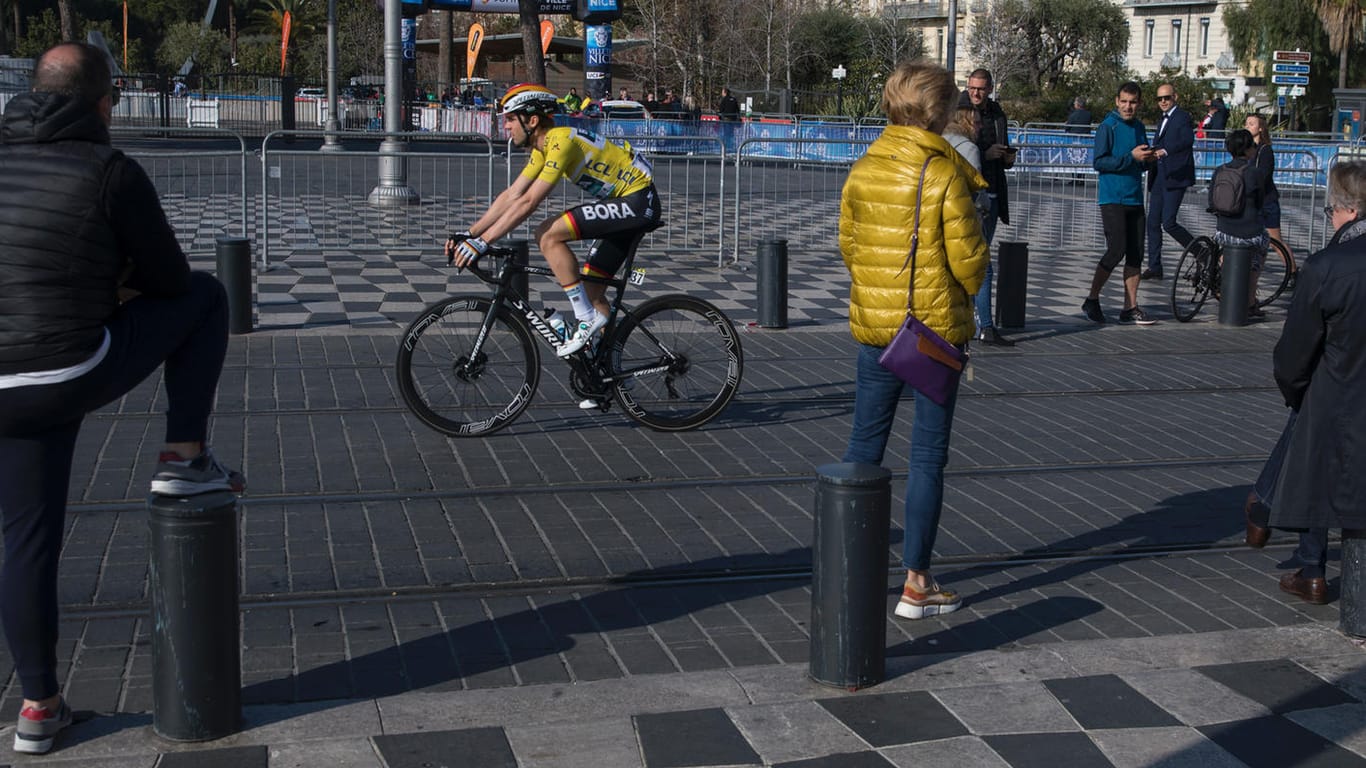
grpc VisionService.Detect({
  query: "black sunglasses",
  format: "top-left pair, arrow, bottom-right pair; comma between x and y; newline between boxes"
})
1156,94 -> 1174,101
1325,205 -> 1339,217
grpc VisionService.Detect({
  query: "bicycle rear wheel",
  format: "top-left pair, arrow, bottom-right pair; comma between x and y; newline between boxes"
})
396,296 -> 540,437
1171,237 -> 1216,322
606,295 -> 743,431
1254,237 -> 1293,310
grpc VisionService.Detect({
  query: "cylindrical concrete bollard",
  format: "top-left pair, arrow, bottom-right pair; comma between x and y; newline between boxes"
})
995,241 -> 1029,329
757,240 -> 789,329
215,237 -> 253,335
1341,534 -> 1366,638
1219,242 -> 1253,326
509,240 -> 531,300
809,462 -> 892,690
148,491 -> 242,742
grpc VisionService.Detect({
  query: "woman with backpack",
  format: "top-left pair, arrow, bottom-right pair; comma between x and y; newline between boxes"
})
1210,129 -> 1267,316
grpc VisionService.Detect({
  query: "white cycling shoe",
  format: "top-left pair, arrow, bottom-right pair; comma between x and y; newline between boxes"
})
556,313 -> 608,358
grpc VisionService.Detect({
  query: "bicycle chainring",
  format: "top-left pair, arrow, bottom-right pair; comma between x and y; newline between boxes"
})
569,364 -> 610,400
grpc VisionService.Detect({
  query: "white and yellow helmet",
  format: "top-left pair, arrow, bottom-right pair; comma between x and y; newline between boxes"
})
498,83 -> 560,116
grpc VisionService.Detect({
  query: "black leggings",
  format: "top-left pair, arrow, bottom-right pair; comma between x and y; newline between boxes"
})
0,272 -> 227,700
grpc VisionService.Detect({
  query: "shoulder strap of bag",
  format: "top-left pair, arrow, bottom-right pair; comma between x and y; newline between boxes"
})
897,156 -> 936,315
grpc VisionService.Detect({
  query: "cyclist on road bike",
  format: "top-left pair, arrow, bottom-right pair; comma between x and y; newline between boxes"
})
446,83 -> 661,357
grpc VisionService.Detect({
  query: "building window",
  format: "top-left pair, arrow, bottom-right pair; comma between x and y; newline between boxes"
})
937,28 -> 944,65
1171,19 -> 1182,55
1199,18 -> 1210,57
1145,19 -> 1155,58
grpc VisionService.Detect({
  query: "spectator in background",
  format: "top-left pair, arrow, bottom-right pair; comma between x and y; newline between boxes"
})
718,87 -> 741,122
643,91 -> 659,114
1210,129 -> 1267,314
682,94 -> 701,122
1265,161 -> 1366,614
618,86 -> 630,101
1141,83 -> 1196,280
0,42 -> 243,756
560,87 -> 584,114
1082,81 -> 1159,325
943,92 -> 989,220
1244,113 -> 1285,251
658,88 -> 680,117
1065,96 -> 1091,134
839,60 -> 988,621
964,67 -> 1016,346
1199,98 -> 1229,140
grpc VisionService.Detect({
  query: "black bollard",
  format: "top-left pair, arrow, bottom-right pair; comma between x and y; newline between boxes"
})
148,491 -> 242,741
1219,242 -> 1252,326
809,462 -> 891,690
508,240 -> 530,300
757,239 -> 789,329
995,241 -> 1029,329
215,237 -> 253,335
1342,533 -> 1366,638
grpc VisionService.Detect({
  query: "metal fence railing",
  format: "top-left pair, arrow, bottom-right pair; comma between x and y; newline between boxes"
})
104,128 -> 1342,275
111,127 -> 250,256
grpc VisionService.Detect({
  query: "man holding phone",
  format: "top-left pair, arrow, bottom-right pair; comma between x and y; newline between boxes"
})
965,68 -> 1016,346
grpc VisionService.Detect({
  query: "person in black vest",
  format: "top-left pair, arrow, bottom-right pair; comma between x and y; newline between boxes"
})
717,87 -> 741,122
0,42 -> 243,755
1065,96 -> 1092,134
1141,83 -> 1196,280
964,68 -> 1016,346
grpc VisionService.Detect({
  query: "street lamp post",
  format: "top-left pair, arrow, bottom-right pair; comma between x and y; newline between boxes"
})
368,0 -> 419,206
832,64 -> 847,117
321,0 -> 342,151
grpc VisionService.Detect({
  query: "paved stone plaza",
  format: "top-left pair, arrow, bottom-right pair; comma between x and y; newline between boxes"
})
3,238 -> 1365,767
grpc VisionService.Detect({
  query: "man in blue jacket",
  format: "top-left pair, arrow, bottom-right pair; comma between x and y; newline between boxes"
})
1082,81 -> 1159,325
1141,83 -> 1195,280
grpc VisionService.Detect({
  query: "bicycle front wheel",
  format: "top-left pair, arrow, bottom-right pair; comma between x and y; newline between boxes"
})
607,295 -> 743,431
396,296 -> 540,437
1171,237 -> 1216,322
1255,238 -> 1293,310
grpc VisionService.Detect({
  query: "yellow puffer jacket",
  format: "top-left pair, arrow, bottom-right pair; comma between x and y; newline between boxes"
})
840,125 -> 990,347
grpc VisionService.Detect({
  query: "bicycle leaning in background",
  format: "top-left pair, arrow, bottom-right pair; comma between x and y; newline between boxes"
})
1169,235 -> 1296,322
395,232 -> 744,437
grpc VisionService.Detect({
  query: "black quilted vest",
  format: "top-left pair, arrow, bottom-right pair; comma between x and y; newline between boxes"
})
0,93 -> 123,374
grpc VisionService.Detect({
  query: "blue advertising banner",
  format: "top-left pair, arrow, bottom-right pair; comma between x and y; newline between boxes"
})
583,24 -> 612,101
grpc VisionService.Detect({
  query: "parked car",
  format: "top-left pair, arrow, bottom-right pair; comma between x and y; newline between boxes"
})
297,87 -> 325,99
585,99 -> 651,120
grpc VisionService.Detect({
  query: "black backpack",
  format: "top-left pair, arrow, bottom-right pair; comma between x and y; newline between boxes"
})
1208,161 -> 1247,217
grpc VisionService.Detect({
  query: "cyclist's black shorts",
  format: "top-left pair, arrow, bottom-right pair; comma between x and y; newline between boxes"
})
561,185 -> 661,278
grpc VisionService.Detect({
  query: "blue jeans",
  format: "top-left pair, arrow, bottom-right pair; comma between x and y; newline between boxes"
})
975,196 -> 999,332
842,343 -> 959,571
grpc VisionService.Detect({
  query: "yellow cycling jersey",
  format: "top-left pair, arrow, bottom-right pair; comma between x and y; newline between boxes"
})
521,126 -> 653,199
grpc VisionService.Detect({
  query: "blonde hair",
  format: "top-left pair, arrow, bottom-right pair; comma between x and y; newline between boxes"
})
1328,161 -> 1366,213
947,105 -> 977,136
881,60 -> 957,131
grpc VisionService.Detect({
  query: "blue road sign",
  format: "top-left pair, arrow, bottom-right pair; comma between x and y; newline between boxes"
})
1272,63 -> 1311,74
1271,74 -> 1309,85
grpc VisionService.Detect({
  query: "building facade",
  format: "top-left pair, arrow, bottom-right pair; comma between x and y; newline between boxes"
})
874,0 -> 1252,101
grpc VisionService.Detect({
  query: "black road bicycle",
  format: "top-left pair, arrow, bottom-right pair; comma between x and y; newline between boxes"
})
1170,235 -> 1297,322
396,232 -> 744,437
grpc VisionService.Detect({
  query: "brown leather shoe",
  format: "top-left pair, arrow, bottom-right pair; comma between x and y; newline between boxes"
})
1279,570 -> 1329,605
1245,491 -> 1271,549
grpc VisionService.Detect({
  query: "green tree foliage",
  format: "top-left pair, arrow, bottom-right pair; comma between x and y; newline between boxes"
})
1223,0 -> 1340,124
14,8 -> 60,58
1313,0 -> 1363,88
789,8 -> 864,88
969,0 -> 1127,96
158,20 -> 230,73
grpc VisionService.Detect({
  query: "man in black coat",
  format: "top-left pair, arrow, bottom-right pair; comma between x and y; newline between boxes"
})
1141,83 -> 1196,280
1065,96 -> 1092,134
965,67 -> 1016,346
0,42 -> 242,755
717,87 -> 741,122
1267,161 -> 1366,610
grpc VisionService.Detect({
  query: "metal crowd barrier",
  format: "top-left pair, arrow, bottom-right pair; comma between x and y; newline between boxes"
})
259,130 -> 497,269
111,126 -> 250,256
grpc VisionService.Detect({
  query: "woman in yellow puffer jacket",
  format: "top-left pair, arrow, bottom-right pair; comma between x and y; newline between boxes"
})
838,60 -> 990,621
